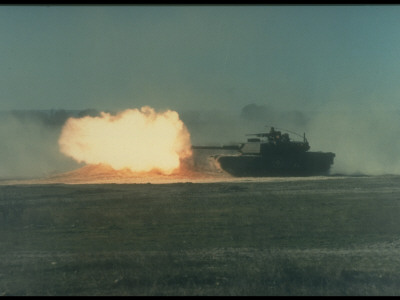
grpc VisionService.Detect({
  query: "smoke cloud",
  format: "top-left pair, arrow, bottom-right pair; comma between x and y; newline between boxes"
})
0,110 -> 80,179
306,108 -> 400,175
181,103 -> 310,146
1,104 -> 399,179
0,110 -> 108,179
183,103 -> 400,176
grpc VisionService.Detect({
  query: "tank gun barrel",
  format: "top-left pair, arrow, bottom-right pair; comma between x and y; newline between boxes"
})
191,145 -> 241,150
245,133 -> 266,137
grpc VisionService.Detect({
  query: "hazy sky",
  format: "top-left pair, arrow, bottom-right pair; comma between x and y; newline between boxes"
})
1,5 -> 400,113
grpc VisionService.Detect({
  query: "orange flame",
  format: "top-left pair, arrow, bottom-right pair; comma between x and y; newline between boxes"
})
58,106 -> 192,175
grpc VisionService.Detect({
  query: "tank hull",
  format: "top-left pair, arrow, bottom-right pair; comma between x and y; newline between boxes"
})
215,152 -> 335,177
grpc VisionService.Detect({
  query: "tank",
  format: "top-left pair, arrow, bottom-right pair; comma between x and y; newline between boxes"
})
192,127 -> 335,177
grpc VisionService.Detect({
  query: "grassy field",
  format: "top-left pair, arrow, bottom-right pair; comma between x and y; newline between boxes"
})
1,176 -> 400,295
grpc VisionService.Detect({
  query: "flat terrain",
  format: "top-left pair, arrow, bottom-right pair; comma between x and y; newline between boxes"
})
1,175 -> 400,295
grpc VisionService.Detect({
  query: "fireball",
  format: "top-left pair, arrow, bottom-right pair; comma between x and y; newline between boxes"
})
58,106 -> 192,175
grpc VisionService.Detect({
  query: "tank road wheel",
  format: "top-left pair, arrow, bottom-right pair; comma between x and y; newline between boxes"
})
272,160 -> 281,168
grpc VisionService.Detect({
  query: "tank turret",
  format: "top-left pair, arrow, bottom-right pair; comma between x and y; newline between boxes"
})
241,127 -> 310,155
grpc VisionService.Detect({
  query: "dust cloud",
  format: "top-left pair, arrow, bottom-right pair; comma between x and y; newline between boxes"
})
0,110 -> 95,180
182,103 -> 400,176
0,104 -> 399,181
181,103 -> 310,147
306,108 -> 400,175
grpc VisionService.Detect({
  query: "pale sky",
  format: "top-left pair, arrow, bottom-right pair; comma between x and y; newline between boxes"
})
1,5 -> 400,113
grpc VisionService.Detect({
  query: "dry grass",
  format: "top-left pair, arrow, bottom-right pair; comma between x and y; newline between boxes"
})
1,176 -> 400,295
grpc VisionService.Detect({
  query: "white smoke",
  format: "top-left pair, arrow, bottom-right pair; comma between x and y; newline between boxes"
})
183,104 -> 400,176
306,109 -> 400,175
1,105 -> 399,180
0,111 -> 80,179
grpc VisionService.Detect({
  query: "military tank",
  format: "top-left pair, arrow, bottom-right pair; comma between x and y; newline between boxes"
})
192,127 -> 335,177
